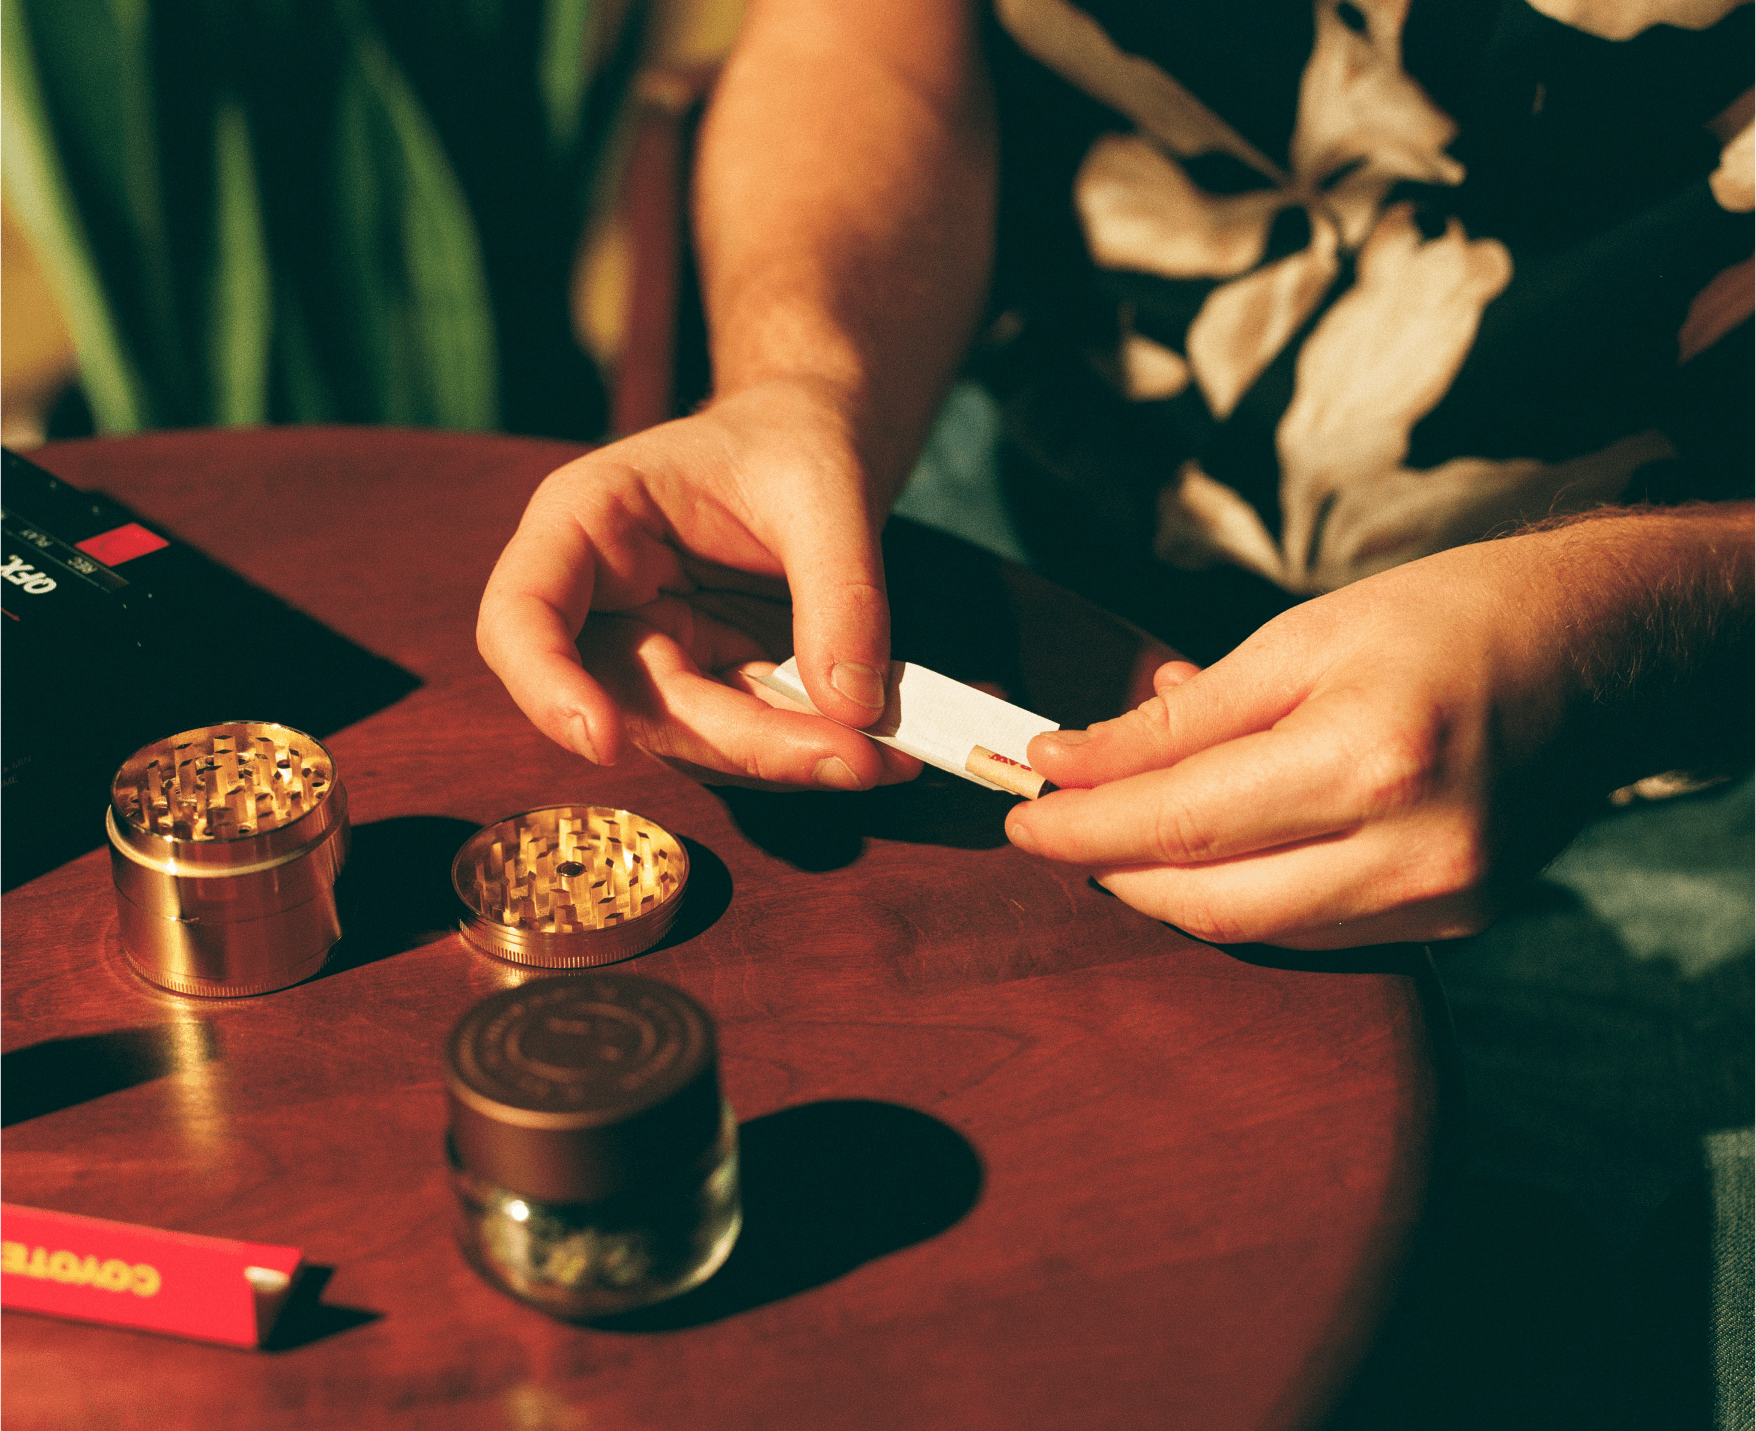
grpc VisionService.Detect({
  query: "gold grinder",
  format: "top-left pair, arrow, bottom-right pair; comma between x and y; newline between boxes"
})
106,721 -> 349,997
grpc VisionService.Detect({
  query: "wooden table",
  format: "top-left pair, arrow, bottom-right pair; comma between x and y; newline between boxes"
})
3,428 -> 1443,1431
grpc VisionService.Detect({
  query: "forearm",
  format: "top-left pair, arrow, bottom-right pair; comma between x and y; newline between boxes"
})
694,0 -> 996,502
1519,500 -> 1754,784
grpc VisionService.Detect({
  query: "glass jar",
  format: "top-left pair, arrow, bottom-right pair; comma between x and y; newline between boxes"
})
444,972 -> 740,1318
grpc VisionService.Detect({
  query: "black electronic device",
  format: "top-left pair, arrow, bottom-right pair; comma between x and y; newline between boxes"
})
1,447 -> 420,889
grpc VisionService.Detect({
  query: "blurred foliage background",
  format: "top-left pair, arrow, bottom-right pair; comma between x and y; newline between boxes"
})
1,0 -> 738,446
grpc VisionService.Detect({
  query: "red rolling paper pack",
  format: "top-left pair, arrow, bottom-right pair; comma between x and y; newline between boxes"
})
0,1202 -> 303,1347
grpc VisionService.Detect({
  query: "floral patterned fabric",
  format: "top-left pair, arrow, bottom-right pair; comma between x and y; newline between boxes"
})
984,0 -> 1753,594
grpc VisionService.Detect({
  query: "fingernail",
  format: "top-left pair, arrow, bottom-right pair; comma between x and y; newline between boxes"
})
813,756 -> 862,791
1005,813 -> 1040,853
1047,729 -> 1091,747
565,714 -> 599,764
830,661 -> 887,710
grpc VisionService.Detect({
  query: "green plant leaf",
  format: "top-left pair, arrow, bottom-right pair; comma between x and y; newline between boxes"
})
100,0 -> 185,404
540,0 -> 595,152
344,18 -> 498,429
208,96 -> 270,425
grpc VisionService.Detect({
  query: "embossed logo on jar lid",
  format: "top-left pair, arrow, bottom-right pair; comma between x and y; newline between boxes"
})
445,973 -> 723,1204
455,975 -> 709,1122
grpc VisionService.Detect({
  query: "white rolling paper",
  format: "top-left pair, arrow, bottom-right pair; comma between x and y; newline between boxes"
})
751,657 -> 1059,794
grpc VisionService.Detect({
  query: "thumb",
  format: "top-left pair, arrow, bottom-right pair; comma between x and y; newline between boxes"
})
774,493 -> 893,729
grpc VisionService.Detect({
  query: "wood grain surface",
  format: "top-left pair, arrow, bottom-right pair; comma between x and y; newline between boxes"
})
2,428 -> 1441,1431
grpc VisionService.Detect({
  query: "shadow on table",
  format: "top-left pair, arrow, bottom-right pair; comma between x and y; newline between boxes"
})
593,1099 -> 983,1332
2,1021 -> 220,1127
263,1265 -> 382,1351
323,816 -> 482,977
711,776 -> 1014,872
1211,937 -> 1438,979
326,822 -> 735,970
647,837 -> 734,949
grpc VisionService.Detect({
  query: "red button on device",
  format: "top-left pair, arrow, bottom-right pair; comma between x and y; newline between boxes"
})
75,523 -> 169,567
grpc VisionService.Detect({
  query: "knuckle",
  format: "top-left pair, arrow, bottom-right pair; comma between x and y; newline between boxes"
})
1129,697 -> 1172,738
474,618 -> 497,665
746,724 -> 840,790
621,712 -> 668,761
1149,794 -> 1217,864
1350,715 -> 1442,819
475,617 -> 513,672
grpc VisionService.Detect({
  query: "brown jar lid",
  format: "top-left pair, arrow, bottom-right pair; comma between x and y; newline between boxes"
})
445,973 -> 723,1204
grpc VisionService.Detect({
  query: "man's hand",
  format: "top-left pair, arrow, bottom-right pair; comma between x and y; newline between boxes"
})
1006,505 -> 1753,949
479,0 -> 993,788
478,379 -> 922,790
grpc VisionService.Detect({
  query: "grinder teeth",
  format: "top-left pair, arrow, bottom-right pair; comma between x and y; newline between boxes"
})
116,721 -> 334,840
463,807 -> 680,934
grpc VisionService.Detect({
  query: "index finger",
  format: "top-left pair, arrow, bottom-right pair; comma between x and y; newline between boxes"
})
1026,653 -> 1296,789
585,619 -> 922,788
478,503 -> 633,766
1007,686 -> 1426,866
